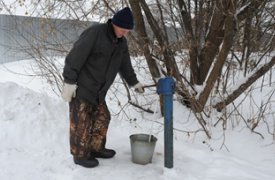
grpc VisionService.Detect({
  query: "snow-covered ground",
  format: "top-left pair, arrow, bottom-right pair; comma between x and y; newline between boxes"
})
1,59 -> 275,180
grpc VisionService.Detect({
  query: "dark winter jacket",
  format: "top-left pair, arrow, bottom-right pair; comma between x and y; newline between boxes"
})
63,19 -> 138,105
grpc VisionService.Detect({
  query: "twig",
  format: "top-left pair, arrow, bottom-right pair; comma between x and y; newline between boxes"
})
128,100 -> 154,113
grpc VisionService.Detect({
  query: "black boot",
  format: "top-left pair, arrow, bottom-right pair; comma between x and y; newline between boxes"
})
73,156 -> 99,168
92,148 -> 116,159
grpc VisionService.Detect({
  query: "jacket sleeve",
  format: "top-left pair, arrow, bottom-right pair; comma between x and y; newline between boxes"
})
119,45 -> 139,86
63,26 -> 98,84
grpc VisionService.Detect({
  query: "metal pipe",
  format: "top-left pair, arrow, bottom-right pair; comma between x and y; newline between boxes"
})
157,77 -> 175,168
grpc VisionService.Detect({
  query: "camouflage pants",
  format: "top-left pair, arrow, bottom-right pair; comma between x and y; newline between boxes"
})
69,98 -> 111,158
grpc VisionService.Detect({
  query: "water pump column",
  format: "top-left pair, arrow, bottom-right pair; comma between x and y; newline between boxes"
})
157,77 -> 175,168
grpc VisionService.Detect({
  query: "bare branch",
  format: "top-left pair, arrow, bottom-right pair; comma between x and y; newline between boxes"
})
214,56 -> 275,111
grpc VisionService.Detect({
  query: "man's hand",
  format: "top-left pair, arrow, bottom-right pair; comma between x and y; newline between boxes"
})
134,82 -> 144,94
61,83 -> 77,102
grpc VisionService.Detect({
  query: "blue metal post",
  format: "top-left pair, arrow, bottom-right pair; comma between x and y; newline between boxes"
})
157,77 -> 175,168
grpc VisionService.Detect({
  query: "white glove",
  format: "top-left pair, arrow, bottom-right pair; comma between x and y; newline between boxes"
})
134,82 -> 144,94
61,83 -> 77,102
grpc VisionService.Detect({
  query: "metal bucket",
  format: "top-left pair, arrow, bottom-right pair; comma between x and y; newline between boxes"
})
130,134 -> 157,165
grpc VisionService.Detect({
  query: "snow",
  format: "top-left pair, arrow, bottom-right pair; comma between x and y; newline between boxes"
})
1,0 -> 275,178
236,2 -> 251,16
1,59 -> 275,180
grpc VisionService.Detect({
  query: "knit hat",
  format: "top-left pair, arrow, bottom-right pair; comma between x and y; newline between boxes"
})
112,7 -> 134,30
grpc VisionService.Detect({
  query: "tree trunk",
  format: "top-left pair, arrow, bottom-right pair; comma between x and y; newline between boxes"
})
197,0 -> 237,112
129,0 -> 161,79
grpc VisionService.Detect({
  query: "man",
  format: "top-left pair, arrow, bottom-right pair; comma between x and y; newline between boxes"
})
61,7 -> 144,168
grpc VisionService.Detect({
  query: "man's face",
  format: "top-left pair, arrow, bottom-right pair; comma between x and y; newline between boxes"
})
113,24 -> 130,38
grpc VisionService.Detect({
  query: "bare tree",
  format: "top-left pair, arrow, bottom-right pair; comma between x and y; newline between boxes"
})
126,0 -> 274,113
